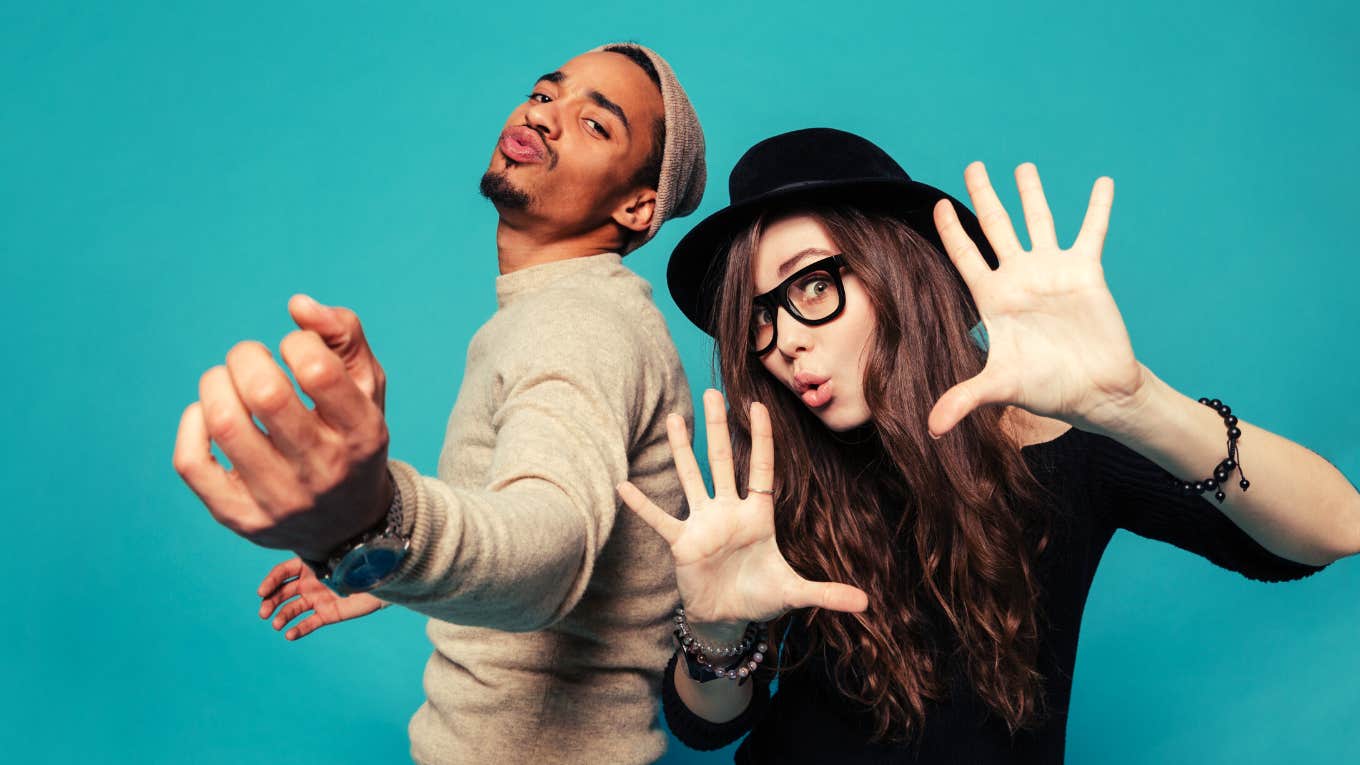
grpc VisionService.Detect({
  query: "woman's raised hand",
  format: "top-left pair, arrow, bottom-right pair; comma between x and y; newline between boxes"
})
928,162 -> 1148,438
617,389 -> 869,634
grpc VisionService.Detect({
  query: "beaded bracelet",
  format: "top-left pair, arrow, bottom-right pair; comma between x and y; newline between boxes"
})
673,607 -> 768,683
1166,397 -> 1250,504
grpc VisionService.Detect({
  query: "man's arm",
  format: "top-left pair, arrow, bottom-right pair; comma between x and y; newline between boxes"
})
371,311 -> 658,630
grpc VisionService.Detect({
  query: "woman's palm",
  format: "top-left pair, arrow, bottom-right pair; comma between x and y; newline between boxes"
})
618,390 -> 868,628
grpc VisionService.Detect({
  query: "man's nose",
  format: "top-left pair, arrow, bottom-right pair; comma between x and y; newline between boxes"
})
524,99 -> 561,141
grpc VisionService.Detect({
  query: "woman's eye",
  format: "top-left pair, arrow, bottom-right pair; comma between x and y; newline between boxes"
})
585,119 -> 610,138
752,306 -> 773,326
527,92 -> 551,104
798,278 -> 831,300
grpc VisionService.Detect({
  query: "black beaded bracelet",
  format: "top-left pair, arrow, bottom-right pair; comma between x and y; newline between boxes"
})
1166,397 -> 1250,503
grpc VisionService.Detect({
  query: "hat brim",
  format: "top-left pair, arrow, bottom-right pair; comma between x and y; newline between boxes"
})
667,178 -> 997,335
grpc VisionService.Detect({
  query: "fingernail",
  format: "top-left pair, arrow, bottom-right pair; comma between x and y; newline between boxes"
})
929,430 -> 941,440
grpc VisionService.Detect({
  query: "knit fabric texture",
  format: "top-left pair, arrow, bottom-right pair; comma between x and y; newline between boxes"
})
373,253 -> 693,764
593,42 -> 707,253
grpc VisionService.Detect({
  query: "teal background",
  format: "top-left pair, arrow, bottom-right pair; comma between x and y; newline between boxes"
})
3,1 -> 1357,762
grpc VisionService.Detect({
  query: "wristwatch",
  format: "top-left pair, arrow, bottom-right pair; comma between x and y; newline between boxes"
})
303,469 -> 410,596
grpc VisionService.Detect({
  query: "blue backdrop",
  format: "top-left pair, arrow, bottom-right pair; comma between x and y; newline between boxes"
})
3,1 -> 1357,762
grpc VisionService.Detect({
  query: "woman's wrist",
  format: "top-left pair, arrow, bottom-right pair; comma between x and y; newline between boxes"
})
687,619 -> 750,646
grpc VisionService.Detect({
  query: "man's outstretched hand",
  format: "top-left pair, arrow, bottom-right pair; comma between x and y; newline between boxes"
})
173,295 -> 392,562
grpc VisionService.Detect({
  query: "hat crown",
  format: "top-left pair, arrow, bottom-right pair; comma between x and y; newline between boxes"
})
728,128 -> 913,203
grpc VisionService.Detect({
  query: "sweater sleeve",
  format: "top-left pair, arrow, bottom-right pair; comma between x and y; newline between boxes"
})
1085,430 -> 1327,583
661,650 -> 772,751
369,303 -> 659,630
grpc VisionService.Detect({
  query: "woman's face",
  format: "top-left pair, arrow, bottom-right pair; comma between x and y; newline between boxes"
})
750,213 -> 877,431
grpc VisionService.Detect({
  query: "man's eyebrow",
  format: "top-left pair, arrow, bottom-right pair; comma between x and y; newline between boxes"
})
776,248 -> 837,279
536,71 -> 565,85
588,90 -> 630,134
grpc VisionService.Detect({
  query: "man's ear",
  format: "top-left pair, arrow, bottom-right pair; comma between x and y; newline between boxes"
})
611,187 -> 657,233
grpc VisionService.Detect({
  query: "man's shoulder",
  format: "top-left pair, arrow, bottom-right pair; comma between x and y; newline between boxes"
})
500,272 -> 677,359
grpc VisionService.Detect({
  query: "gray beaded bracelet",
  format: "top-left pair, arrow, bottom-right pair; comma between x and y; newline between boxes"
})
673,607 -> 768,683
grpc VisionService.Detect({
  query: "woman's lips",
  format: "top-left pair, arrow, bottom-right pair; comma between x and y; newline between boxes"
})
499,126 -> 546,164
800,378 -> 834,408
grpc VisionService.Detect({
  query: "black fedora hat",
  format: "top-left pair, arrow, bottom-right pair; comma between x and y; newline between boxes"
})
667,128 -> 998,335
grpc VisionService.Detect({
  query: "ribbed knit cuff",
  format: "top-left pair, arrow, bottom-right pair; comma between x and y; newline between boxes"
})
661,649 -> 770,751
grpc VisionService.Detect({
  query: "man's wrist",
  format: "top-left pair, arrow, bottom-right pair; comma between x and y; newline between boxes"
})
298,467 -> 401,564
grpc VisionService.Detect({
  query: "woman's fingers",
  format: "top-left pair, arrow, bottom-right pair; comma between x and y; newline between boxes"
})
784,577 -> 870,614
933,199 -> 993,291
924,367 -> 1011,438
963,162 -> 1025,260
1014,163 -> 1057,251
746,401 -> 776,498
665,413 -> 710,512
703,389 -> 738,497
1073,176 -> 1115,257
616,481 -> 684,545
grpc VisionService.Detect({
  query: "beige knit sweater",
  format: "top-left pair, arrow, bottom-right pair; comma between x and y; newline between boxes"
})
373,253 -> 692,764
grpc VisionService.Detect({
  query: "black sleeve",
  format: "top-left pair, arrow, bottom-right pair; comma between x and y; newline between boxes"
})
1085,430 -> 1327,583
661,649 -> 772,751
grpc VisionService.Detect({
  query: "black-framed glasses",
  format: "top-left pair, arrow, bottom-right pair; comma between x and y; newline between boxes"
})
750,254 -> 848,355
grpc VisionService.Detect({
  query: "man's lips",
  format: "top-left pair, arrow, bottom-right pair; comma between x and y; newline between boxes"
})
499,125 -> 546,164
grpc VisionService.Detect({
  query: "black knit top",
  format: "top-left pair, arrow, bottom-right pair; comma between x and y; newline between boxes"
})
661,427 -> 1326,763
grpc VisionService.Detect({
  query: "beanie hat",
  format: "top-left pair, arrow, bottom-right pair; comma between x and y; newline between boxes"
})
592,42 -> 707,253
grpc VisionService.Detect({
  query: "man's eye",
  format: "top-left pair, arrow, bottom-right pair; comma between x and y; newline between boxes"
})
585,119 -> 610,138
527,92 -> 551,104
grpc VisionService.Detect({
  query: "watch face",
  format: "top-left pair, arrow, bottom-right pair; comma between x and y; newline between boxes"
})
338,544 -> 405,591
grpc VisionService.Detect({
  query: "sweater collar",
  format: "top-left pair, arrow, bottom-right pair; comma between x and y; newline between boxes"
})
495,252 -> 623,308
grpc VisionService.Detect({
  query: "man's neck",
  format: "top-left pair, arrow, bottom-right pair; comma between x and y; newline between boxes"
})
495,217 -> 628,275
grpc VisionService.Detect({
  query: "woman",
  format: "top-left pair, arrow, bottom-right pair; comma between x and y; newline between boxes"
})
616,128 -> 1360,762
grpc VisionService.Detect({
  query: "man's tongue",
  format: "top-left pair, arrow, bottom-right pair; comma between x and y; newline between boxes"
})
801,380 -> 833,408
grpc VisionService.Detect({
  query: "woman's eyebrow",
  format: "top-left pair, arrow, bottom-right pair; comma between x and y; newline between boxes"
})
776,248 -> 836,279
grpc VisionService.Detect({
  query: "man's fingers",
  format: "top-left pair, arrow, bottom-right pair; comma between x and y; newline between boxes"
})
746,402 -> 776,499
703,389 -> 738,498
258,557 -> 303,598
963,161 -> 1025,259
225,341 -> 323,462
286,614 -> 327,641
173,401 -> 274,535
617,481 -> 683,545
666,413 -> 711,512
279,329 -> 381,433
288,294 -> 386,408
259,579 -> 302,618
198,365 -> 293,484
174,402 -> 241,508
785,578 -> 870,614
272,597 -> 313,630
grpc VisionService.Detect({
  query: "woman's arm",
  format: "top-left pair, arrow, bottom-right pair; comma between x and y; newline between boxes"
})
923,162 -> 1360,567
1085,364 -> 1360,566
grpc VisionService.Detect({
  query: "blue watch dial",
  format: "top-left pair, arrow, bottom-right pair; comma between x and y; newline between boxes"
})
339,546 -> 404,591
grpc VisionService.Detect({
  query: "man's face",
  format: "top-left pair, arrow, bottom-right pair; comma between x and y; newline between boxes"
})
481,50 -> 663,236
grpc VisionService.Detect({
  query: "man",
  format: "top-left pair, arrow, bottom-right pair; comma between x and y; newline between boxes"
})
173,42 -> 705,763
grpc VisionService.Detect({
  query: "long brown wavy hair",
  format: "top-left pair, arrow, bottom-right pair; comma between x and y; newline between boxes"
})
709,200 -> 1055,742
